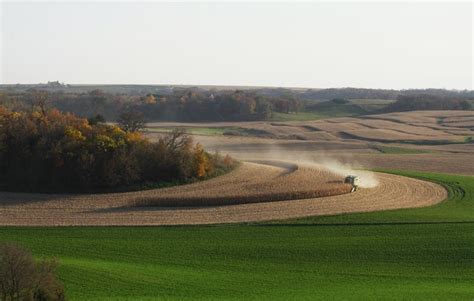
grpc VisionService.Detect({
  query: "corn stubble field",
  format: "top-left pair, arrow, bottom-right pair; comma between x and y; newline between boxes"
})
0,161 -> 446,226
1,110 -> 473,300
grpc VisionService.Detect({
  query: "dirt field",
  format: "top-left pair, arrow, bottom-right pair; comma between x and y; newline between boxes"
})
0,161 -> 446,226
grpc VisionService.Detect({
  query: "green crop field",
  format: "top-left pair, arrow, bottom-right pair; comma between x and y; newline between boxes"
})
146,126 -> 234,136
145,126 -> 267,137
0,171 -> 472,300
371,145 -> 429,154
269,111 -> 329,121
270,104 -> 364,122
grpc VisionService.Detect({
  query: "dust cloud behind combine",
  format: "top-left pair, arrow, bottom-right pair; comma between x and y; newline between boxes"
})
311,159 -> 379,188
240,145 -> 380,189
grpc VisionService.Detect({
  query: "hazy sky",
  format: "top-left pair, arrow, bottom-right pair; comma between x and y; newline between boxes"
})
1,1 -> 473,89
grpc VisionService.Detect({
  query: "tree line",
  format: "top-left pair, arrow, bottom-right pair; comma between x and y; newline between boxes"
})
0,89 -> 302,122
0,88 -> 471,124
300,87 -> 474,101
383,94 -> 471,112
0,107 -> 235,193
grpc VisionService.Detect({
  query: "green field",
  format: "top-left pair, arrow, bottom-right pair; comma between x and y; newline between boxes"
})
0,171 -> 473,300
146,126 -> 269,138
270,105 -> 363,122
349,99 -> 395,112
371,145 -> 429,154
269,111 -> 329,121
146,126 -> 234,136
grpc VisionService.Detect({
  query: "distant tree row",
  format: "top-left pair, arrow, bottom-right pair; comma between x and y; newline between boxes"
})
0,89 -> 303,122
383,94 -> 471,112
300,87 -> 474,101
0,107 -> 235,193
0,88 -> 472,123
136,90 -> 304,121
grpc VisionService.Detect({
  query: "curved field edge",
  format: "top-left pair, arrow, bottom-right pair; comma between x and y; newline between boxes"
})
0,165 -> 446,226
268,170 -> 474,225
0,171 -> 472,300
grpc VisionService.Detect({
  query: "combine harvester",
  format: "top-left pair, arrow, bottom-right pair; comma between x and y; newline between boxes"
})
345,175 -> 360,192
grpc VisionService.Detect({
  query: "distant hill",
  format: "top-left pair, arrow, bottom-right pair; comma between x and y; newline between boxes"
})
300,87 -> 474,101
0,84 -> 472,122
2,84 -> 473,100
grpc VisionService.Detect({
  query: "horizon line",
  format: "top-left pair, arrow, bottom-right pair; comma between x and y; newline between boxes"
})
1,82 -> 472,92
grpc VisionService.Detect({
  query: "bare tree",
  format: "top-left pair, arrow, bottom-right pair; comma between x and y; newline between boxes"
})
33,259 -> 65,301
31,90 -> 50,116
163,129 -> 193,153
0,243 -> 65,301
0,243 -> 36,300
117,110 -> 146,132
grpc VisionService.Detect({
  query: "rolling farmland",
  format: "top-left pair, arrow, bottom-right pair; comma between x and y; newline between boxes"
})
158,111 -> 474,175
0,171 -> 472,300
2,2 -> 473,299
147,111 -> 474,144
1,110 -> 472,300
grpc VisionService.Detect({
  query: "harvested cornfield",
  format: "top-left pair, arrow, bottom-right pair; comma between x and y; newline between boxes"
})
0,161 -> 446,226
134,162 -> 352,207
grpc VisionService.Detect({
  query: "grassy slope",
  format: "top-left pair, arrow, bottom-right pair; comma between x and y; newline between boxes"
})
270,98 -> 394,121
146,127 -> 233,136
269,111 -> 329,121
270,106 -> 363,122
371,145 -> 429,154
0,171 -> 472,300
146,127 -> 269,138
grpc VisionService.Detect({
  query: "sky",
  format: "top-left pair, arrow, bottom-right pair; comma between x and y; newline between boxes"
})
1,1 -> 473,89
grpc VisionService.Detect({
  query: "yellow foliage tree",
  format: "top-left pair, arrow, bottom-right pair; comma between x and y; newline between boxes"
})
193,143 -> 210,178
144,94 -> 157,104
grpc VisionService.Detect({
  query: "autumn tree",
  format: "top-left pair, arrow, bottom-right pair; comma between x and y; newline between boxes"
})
0,107 -> 233,192
193,143 -> 211,178
143,94 -> 157,104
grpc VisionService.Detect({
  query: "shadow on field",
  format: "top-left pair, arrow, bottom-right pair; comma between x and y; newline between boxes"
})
88,205 -> 225,214
0,191 -> 73,205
